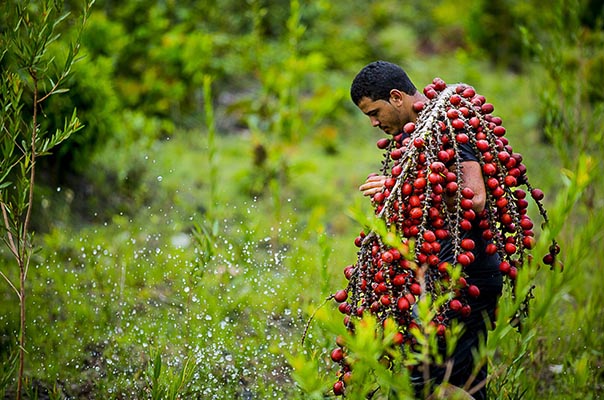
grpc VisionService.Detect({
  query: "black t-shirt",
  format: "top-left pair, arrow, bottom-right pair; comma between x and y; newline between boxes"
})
439,140 -> 502,285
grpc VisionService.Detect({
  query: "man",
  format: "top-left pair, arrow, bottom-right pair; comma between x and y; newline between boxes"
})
349,60 -> 503,399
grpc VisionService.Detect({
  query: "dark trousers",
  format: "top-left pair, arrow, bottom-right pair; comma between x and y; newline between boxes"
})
410,278 -> 502,400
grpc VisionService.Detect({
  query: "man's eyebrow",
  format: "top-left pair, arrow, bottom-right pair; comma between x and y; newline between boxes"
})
365,107 -> 378,116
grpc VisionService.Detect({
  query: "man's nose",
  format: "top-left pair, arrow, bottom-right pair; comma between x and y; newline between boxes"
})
370,117 -> 380,127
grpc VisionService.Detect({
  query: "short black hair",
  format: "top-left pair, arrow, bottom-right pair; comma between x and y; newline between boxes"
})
350,61 -> 417,105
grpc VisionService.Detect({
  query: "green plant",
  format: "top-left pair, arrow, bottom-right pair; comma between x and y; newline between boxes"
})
520,0 -> 604,169
0,1 -> 92,397
147,350 -> 195,400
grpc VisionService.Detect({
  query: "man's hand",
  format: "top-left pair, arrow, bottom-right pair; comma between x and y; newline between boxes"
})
359,174 -> 386,196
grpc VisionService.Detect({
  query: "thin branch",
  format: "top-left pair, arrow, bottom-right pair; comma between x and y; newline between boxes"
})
21,68 -> 37,258
36,73 -> 69,104
0,269 -> 20,299
300,294 -> 334,345
1,202 -> 20,258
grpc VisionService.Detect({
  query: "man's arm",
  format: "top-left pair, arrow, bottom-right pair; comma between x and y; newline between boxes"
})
457,161 -> 486,212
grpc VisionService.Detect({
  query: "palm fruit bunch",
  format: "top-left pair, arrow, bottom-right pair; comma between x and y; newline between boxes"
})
329,78 -> 560,396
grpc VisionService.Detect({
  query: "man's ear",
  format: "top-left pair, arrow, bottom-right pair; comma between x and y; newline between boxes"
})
389,89 -> 405,106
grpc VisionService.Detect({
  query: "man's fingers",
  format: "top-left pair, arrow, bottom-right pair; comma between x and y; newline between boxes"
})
359,175 -> 387,196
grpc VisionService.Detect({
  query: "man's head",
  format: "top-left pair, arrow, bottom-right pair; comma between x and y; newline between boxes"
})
350,61 -> 423,135
350,61 -> 417,105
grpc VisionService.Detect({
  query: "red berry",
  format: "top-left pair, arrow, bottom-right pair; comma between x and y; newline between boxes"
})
491,186 -> 504,198
334,290 -> 348,303
505,242 -> 517,255
456,133 -> 469,143
375,282 -> 387,294
491,116 -> 503,126
391,164 -> 403,177
462,87 -> 476,98
482,229 -> 494,240
457,253 -> 471,266
437,324 -> 446,336
390,148 -> 403,160
423,230 -> 437,242
486,243 -> 497,255
499,261 -> 511,274
445,181 -> 458,194
476,139 -> 489,152
333,380 -> 345,395
460,198 -> 474,210
409,195 -> 421,207
425,88 -> 438,99
403,122 -> 416,134
344,265 -> 354,280
354,236 -> 362,247
493,126 -> 506,136
409,207 -> 422,219
450,299 -> 462,311
452,119 -> 465,130
447,109 -> 460,119
543,253 -> 554,265
433,78 -> 447,91
331,347 -> 344,362
468,285 -> 480,298
461,238 -> 475,250
504,175 -> 517,187
523,236 -> 536,249
482,163 -> 497,176
437,150 -> 450,162
486,177 -> 499,189
496,197 -> 508,208
338,303 -> 350,314
373,192 -> 385,203
414,177 -> 427,190
518,217 -> 533,231
413,137 -> 425,148
450,94 -> 462,105
549,243 -> 561,255
410,283 -> 422,295
435,229 -> 449,240
461,305 -> 472,317
461,187 -> 475,199
481,103 -> 494,113
392,332 -> 404,345
463,209 -> 476,221
531,188 -> 544,200
413,102 -> 425,112
430,161 -> 446,173
397,297 -> 410,311
377,138 -> 390,149
460,219 -> 472,231
393,274 -> 406,286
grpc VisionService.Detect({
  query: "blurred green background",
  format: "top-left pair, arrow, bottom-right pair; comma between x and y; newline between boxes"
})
1,0 -> 603,398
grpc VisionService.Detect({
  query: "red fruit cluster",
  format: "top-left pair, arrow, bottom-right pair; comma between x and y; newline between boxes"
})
329,77 -> 559,396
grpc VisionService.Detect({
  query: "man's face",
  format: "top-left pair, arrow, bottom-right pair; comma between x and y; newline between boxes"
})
357,94 -> 410,135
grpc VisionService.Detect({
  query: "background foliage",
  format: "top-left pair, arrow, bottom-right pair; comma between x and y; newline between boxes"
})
1,0 -> 603,398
